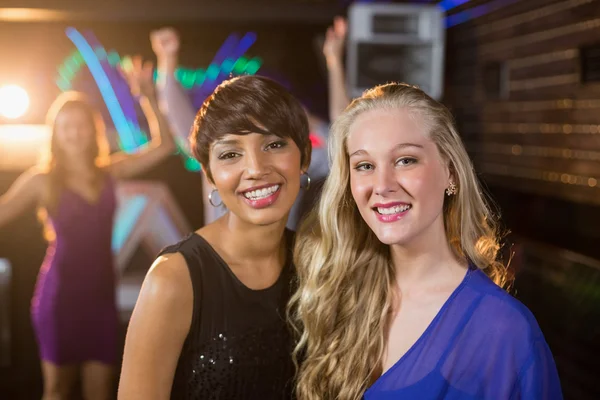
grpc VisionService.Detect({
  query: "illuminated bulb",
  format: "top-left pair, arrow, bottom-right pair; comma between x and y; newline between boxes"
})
0,85 -> 30,119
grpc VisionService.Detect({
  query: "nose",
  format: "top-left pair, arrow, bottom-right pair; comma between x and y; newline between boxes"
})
373,165 -> 398,196
67,125 -> 84,137
243,149 -> 270,179
63,127 -> 78,142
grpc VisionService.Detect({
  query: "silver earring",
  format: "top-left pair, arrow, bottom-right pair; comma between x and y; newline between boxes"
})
208,189 -> 223,207
301,172 -> 311,190
446,182 -> 457,196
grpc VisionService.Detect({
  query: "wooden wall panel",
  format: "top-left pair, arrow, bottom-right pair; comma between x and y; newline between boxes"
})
446,0 -> 600,207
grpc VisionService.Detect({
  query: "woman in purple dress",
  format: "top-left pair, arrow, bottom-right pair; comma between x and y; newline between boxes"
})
291,83 -> 562,399
0,57 -> 175,399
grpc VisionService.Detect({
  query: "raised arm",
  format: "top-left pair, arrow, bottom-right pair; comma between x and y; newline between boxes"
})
106,56 -> 176,180
151,27 -> 227,225
151,27 -> 197,154
0,168 -> 45,228
118,253 -> 193,400
323,17 -> 351,122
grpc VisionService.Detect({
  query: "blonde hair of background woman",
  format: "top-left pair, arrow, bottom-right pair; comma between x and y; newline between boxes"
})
289,83 -> 511,400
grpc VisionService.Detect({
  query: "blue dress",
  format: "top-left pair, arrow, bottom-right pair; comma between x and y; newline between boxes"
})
365,266 -> 562,399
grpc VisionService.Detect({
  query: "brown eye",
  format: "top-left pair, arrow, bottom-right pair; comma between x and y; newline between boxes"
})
266,140 -> 287,150
218,152 -> 240,160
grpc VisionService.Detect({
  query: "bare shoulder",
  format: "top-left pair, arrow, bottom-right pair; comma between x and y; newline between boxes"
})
142,252 -> 193,307
120,252 -> 193,399
0,166 -> 48,202
21,166 -> 48,187
128,252 -> 193,342
27,166 -> 48,180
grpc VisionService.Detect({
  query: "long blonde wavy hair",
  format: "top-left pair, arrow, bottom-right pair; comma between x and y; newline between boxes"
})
289,83 -> 510,400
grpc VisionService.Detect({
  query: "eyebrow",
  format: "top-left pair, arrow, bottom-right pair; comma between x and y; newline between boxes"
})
349,142 -> 424,158
213,139 -> 240,147
212,133 -> 284,149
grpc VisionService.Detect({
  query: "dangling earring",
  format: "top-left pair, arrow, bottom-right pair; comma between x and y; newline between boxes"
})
208,189 -> 223,207
446,181 -> 457,196
301,172 -> 311,190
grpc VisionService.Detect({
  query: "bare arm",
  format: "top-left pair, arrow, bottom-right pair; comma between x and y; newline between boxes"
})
158,72 -> 196,153
118,253 -> 193,399
324,17 -> 351,122
106,56 -> 176,180
0,168 -> 45,228
152,27 -> 196,154
327,59 -> 350,122
150,27 -> 228,225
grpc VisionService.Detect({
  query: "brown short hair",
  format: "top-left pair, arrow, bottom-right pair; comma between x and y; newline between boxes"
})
190,75 -> 311,182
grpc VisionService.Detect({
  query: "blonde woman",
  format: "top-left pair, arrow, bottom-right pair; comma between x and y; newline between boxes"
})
0,57 -> 175,400
291,83 -> 562,399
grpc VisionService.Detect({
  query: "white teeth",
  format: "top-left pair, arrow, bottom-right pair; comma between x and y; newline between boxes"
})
376,204 -> 411,215
243,185 -> 280,200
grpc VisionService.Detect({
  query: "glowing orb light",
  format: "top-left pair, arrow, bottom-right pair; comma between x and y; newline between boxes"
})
0,85 -> 30,119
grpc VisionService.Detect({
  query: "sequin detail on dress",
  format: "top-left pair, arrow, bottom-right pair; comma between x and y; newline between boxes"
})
179,324 -> 294,399
161,231 -> 296,400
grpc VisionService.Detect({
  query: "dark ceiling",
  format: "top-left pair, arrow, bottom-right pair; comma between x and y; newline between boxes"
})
0,0 -> 442,23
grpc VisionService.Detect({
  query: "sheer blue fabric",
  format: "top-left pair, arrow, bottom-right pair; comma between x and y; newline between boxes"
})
365,267 -> 562,399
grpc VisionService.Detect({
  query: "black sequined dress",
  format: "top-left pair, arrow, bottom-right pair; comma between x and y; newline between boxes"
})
159,231 -> 296,399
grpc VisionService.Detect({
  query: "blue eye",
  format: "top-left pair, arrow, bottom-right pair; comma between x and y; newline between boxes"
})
396,157 -> 417,166
355,163 -> 374,171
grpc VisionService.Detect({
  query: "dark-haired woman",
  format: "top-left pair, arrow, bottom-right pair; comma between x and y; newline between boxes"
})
150,23 -> 350,229
118,75 -> 312,399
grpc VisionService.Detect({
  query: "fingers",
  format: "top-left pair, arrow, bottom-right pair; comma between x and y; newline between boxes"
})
143,60 -> 154,73
120,55 -> 147,76
120,55 -> 134,75
334,17 -> 347,37
142,60 -> 155,81
150,27 -> 172,43
118,54 -> 155,97
151,26 -> 177,39
324,16 -> 346,47
326,26 -> 335,41
150,27 -> 179,54
130,55 -> 140,75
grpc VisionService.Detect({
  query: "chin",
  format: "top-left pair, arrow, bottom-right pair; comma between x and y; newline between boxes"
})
245,209 -> 289,227
376,234 -> 409,246
65,146 -> 88,157
371,225 -> 412,246
249,217 -> 287,227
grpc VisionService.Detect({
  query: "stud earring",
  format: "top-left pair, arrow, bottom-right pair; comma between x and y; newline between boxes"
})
446,182 -> 457,196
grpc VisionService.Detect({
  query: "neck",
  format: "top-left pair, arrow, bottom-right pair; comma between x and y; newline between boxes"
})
216,213 -> 288,264
63,157 -> 96,176
390,218 -> 466,292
